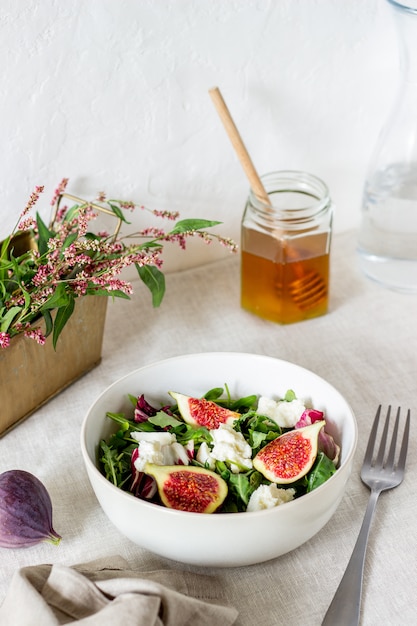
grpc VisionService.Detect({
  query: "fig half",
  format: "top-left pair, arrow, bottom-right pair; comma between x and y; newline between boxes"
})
253,421 -> 325,484
145,463 -> 228,513
169,391 -> 239,429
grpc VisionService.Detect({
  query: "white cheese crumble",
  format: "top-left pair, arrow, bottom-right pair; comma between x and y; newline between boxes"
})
130,431 -> 189,471
196,423 -> 253,473
246,484 -> 296,512
257,396 -> 306,428
196,442 -> 216,471
131,431 -> 175,445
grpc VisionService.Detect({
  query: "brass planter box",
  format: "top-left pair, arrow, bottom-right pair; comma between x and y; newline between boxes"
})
0,295 -> 107,436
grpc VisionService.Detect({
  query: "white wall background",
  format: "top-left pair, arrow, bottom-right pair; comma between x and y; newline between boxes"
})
0,0 -> 400,270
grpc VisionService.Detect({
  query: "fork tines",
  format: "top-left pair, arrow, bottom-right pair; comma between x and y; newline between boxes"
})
364,405 -> 410,472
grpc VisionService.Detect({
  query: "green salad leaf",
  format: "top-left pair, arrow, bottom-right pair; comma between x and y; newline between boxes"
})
306,452 -> 337,492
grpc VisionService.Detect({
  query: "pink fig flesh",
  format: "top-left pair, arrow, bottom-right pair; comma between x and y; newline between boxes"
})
253,421 -> 325,484
169,391 -> 239,429
145,463 -> 228,513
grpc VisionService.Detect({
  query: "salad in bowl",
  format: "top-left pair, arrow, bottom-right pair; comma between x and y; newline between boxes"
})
81,352 -> 357,567
99,385 -> 341,515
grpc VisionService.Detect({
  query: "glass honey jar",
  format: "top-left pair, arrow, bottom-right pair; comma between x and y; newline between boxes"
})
241,170 -> 333,324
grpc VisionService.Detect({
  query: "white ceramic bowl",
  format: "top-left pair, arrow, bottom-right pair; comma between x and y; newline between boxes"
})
81,352 -> 357,567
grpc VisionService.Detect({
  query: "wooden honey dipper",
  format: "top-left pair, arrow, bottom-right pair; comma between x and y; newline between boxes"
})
208,86 -> 327,311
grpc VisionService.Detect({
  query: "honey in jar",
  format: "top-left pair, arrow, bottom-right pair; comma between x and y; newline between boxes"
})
241,171 -> 333,324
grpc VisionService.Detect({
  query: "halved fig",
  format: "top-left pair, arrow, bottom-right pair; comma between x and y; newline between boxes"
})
145,463 -> 228,513
169,391 -> 239,429
253,421 -> 325,484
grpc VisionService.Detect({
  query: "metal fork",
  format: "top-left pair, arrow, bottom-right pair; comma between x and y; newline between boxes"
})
322,405 -> 410,626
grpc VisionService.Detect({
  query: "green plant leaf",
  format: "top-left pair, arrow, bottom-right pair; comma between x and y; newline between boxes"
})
99,440 -> 121,486
203,387 -> 224,401
41,283 -> 70,310
21,287 -> 31,310
284,389 -> 296,402
62,232 -> 78,251
0,237 -> 12,282
108,289 -> 131,300
52,295 -> 75,349
0,306 -> 22,332
0,258 -> 13,270
41,309 -> 53,337
0,235 -> 11,260
128,393 -> 137,407
169,219 -> 221,234
139,241 -> 163,250
85,288 -> 131,300
36,212 -> 54,255
226,472 -> 254,507
63,204 -> 80,223
148,411 -> 183,428
136,264 -> 165,307
108,203 -> 131,224
307,452 -> 336,492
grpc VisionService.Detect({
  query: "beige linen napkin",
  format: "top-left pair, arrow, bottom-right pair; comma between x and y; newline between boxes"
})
0,556 -> 238,626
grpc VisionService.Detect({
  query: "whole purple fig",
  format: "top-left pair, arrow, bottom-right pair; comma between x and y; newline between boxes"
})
0,470 -> 61,548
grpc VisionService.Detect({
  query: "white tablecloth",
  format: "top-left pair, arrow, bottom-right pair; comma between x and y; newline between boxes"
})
1,230 -> 416,625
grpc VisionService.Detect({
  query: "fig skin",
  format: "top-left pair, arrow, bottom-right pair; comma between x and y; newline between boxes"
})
0,470 -> 61,549
145,463 -> 228,513
253,421 -> 325,484
169,391 -> 239,429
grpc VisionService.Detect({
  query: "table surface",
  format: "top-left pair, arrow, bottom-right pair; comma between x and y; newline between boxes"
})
1,230 -> 417,625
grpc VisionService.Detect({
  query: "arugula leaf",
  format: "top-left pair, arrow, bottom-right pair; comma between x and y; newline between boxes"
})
219,467 -> 264,511
128,393 -> 138,407
284,389 -> 296,402
173,425 -> 212,447
227,473 -> 253,507
307,452 -> 336,492
99,440 -> 123,487
203,387 -> 257,413
229,394 -> 258,411
250,429 -> 268,449
149,411 -> 183,428
235,412 -> 282,454
106,411 -> 161,433
203,387 -> 224,401
99,438 -> 136,489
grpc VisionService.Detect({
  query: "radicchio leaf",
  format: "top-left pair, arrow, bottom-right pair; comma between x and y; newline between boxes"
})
134,394 -> 174,423
130,448 -> 157,499
295,409 -> 340,465
134,394 -> 157,422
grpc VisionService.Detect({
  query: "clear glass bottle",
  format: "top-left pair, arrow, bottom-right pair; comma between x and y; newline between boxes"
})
241,170 -> 333,324
358,0 -> 417,292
